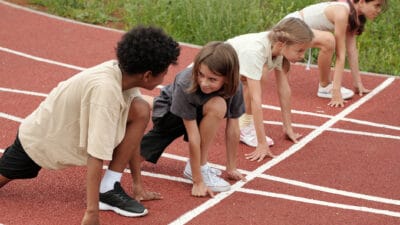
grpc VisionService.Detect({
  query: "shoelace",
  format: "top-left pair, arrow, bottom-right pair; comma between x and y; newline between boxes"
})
203,166 -> 223,184
208,167 -> 222,176
114,185 -> 134,203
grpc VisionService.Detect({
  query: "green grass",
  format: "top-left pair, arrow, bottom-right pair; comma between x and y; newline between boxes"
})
22,0 -> 400,75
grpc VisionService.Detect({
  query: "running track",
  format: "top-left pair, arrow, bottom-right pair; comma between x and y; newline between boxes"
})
1,1 -> 400,225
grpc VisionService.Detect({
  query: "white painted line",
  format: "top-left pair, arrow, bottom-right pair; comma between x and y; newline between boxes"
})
260,174 -> 400,206
263,105 -> 400,132
0,46 -> 86,71
1,88 -> 398,141
3,147 -> 400,211
0,112 -> 23,123
0,87 -> 47,98
264,121 -> 400,140
168,77 -> 396,225
238,188 -> 400,218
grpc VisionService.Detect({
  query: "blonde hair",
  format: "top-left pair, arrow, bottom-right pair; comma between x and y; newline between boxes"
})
188,41 -> 240,98
268,18 -> 314,72
268,17 -> 314,45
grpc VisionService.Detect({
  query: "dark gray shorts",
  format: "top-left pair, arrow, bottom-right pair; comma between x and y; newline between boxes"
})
0,135 -> 41,179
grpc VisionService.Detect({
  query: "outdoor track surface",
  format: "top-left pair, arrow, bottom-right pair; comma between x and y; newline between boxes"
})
1,1 -> 400,225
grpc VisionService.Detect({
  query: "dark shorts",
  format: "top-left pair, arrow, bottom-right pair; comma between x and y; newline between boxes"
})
140,110 -> 203,164
0,135 -> 41,179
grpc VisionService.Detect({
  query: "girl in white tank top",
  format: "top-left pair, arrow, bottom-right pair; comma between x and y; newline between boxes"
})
284,0 -> 388,107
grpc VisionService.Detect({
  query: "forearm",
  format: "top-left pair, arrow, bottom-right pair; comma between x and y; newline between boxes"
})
250,99 -> 267,145
275,70 -> 293,133
332,57 -> 346,91
225,118 -> 239,171
86,156 -> 103,212
129,146 -> 143,190
189,140 -> 202,184
347,47 -> 362,87
277,86 -> 293,133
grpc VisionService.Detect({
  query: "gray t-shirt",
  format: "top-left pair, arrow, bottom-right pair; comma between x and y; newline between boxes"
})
152,67 -> 244,120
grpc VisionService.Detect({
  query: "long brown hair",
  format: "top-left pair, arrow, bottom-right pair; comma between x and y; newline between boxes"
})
187,41 -> 240,98
338,0 -> 388,35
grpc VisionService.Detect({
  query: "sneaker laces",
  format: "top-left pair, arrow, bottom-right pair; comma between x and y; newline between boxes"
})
208,167 -> 222,176
202,166 -> 223,184
114,183 -> 135,204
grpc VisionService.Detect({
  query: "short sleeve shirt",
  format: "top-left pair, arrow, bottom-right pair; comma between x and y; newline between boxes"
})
152,67 -> 244,120
226,31 -> 283,81
18,60 -> 141,169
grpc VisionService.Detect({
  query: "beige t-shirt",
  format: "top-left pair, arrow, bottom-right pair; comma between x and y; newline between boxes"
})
226,31 -> 283,81
19,60 -> 141,170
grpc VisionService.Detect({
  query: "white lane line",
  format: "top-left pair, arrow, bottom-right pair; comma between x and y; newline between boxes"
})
0,46 -> 86,71
168,78 -> 395,224
2,147 -> 400,211
0,112 -> 23,123
238,188 -> 400,218
260,174 -> 400,206
1,89 -> 399,140
0,87 -> 47,97
264,105 -> 400,132
265,121 -> 400,140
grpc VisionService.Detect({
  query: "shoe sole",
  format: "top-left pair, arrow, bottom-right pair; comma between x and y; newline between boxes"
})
240,137 -> 274,147
99,202 -> 148,217
317,92 -> 333,99
317,91 -> 355,100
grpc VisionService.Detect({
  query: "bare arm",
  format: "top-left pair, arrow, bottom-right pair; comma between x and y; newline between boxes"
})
183,119 -> 214,197
81,155 -> 103,225
328,6 -> 350,107
346,32 -> 370,95
225,118 -> 246,181
246,78 -> 269,147
274,68 -> 301,143
244,78 -> 274,162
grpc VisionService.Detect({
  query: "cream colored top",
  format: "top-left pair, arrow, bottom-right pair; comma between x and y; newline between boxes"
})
19,60 -> 141,169
226,31 -> 283,81
285,2 -> 350,32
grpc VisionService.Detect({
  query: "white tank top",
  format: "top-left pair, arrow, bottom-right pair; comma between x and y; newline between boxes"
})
302,2 -> 349,31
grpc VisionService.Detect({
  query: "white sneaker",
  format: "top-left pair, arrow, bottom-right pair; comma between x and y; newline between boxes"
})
183,161 -> 230,192
240,124 -> 274,147
317,83 -> 354,99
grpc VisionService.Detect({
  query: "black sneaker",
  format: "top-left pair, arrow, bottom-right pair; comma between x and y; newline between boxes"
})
99,182 -> 148,217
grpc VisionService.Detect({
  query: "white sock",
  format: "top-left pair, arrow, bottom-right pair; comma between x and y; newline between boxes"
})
239,113 -> 254,129
100,169 -> 122,193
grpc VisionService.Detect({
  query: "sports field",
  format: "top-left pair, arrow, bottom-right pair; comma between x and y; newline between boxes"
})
1,1 -> 399,224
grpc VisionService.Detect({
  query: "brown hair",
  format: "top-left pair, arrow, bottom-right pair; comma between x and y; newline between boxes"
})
187,41 -> 240,98
339,0 -> 388,35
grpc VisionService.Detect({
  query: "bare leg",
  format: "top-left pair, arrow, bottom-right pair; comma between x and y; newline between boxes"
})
312,29 -> 336,87
0,175 -> 11,188
109,97 -> 150,173
199,96 -> 227,165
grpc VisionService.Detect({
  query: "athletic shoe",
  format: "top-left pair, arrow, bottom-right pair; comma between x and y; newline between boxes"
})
99,182 -> 148,217
317,83 -> 354,99
183,161 -> 230,192
239,124 -> 274,147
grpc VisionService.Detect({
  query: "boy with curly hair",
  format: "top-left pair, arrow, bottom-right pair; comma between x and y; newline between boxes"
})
0,25 -> 180,225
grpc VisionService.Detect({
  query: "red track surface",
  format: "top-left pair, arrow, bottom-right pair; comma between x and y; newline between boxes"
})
1,1 -> 400,225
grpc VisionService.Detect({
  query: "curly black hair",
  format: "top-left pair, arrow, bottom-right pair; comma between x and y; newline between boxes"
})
116,25 -> 180,76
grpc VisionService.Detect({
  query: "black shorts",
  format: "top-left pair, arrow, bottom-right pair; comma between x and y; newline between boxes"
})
0,135 -> 41,179
140,110 -> 203,164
